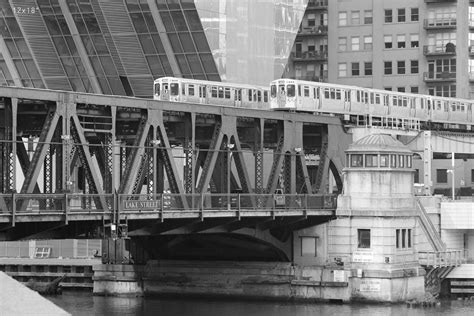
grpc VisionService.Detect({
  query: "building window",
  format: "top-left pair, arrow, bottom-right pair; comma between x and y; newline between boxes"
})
411,86 -> 419,94
410,34 -> 419,48
339,37 -> 347,51
399,155 -> 405,168
414,169 -> 420,183
437,169 -> 448,183
351,37 -> 360,51
407,156 -> 412,168
339,12 -> 347,26
396,229 -> 412,249
411,8 -> 419,22
364,36 -> 373,50
307,13 -> 316,27
385,87 -> 392,91
384,35 -> 392,49
397,87 -> 405,92
351,154 -> 363,167
410,60 -> 419,74
338,63 -> 347,77
364,62 -> 372,76
471,169 -> 474,183
398,8 -> 406,22
385,9 -> 393,23
351,11 -> 360,25
390,154 -> 397,167
397,61 -> 406,74
365,154 -> 378,167
384,61 -> 392,75
358,229 -> 371,249
301,237 -> 317,256
397,35 -> 406,48
351,62 -> 360,76
364,10 -> 373,24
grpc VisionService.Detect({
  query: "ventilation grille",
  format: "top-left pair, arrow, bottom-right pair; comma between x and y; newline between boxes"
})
44,77 -> 72,91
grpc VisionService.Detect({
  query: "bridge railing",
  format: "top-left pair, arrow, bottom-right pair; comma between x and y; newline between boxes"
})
418,250 -> 467,268
0,193 -> 337,214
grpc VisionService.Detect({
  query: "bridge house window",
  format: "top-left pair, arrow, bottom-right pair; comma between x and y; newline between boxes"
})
351,154 -> 363,167
301,236 -> 317,257
390,154 -> 397,167
380,155 -> 389,167
436,169 -> 448,183
358,229 -> 371,248
396,229 -> 412,249
365,154 -> 378,167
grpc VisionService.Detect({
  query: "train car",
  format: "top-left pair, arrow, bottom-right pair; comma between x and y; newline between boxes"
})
270,78 -> 474,130
154,77 -> 270,110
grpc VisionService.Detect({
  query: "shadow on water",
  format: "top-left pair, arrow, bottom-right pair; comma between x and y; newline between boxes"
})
47,291 -> 474,316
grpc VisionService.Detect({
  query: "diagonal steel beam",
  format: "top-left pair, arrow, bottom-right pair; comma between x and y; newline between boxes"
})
119,116 -> 150,195
71,116 -> 108,210
20,109 -> 59,195
297,153 -> 312,194
265,135 -> 285,196
16,139 -> 42,195
196,123 -> 223,193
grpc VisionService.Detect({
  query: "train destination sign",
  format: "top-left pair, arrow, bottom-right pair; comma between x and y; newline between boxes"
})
123,200 -> 160,210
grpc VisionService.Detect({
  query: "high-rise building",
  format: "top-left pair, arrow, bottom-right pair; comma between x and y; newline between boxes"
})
287,0 -> 474,99
0,0 -> 306,97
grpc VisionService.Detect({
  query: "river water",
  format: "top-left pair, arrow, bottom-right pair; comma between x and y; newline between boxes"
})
47,291 -> 474,316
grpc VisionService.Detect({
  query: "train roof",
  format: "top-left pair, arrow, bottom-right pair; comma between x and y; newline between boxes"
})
154,77 -> 268,90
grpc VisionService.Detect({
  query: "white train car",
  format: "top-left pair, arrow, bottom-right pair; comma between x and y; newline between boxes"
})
154,77 -> 270,110
270,78 -> 474,130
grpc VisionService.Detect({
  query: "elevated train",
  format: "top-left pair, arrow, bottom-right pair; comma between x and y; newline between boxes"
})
154,77 -> 474,132
154,77 -> 269,110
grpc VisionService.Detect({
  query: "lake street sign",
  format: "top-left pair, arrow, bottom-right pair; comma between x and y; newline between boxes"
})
123,200 -> 160,210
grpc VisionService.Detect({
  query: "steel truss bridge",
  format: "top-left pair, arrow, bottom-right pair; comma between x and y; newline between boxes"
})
0,86 -> 352,241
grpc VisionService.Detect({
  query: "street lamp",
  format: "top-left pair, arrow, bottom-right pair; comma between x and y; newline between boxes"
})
447,152 -> 455,200
227,143 -> 235,210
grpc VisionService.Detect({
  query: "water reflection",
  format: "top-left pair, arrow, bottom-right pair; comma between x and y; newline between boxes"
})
48,291 -> 474,316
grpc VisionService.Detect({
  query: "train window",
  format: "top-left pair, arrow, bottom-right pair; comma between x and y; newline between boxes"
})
218,87 -> 224,98
163,83 -> 169,93
392,97 -> 397,106
384,95 -> 388,106
345,91 -> 351,102
410,98 -> 415,109
170,83 -> 179,96
154,83 -> 160,96
279,84 -> 285,95
356,91 -> 361,102
257,91 -> 262,102
427,100 -> 431,110
336,90 -> 341,100
248,89 -> 253,101
324,88 -> 330,98
402,97 -> 407,107
369,93 -> 374,104
461,103 -> 465,111
315,88 -> 319,99
468,104 -> 472,111
298,85 -> 302,97
264,91 -> 268,102
330,89 -> 335,99
375,94 -> 380,104
235,89 -> 242,101
211,86 -> 218,98
182,84 -> 186,95
224,87 -> 231,99
188,85 -> 194,96
420,99 -> 424,109
287,84 -> 295,97
271,85 -> 277,98
304,86 -> 310,97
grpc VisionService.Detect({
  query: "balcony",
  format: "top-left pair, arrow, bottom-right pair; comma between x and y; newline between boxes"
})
292,51 -> 328,62
425,0 -> 457,3
424,18 -> 457,29
306,0 -> 328,10
423,44 -> 456,56
423,71 -> 456,82
297,25 -> 328,37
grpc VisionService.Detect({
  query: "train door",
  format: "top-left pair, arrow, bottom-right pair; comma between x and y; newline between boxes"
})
234,88 -> 242,107
199,85 -> 206,103
468,103 -> 473,122
344,89 -> 351,112
162,82 -> 170,101
181,84 -> 187,102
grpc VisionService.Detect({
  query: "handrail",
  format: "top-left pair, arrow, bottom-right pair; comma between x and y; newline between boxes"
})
416,199 -> 446,252
418,250 -> 466,267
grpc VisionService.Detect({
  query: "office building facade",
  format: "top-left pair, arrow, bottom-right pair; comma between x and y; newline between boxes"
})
0,0 -> 306,97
